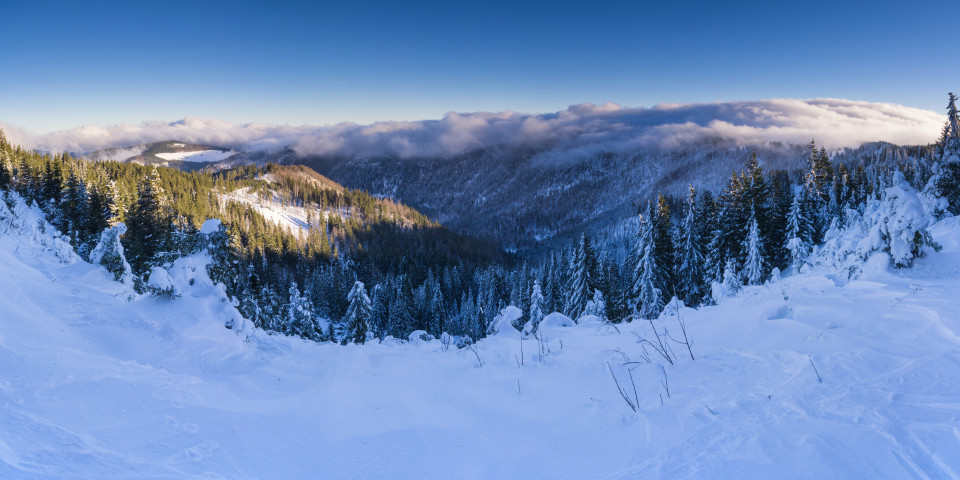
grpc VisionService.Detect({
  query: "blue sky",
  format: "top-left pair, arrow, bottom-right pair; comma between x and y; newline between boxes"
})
2,0 -> 957,133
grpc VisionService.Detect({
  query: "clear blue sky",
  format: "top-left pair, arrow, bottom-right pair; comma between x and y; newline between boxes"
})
2,0 -> 957,132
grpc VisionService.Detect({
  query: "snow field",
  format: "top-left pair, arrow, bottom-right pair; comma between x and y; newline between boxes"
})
155,150 -> 235,163
1,195 -> 959,478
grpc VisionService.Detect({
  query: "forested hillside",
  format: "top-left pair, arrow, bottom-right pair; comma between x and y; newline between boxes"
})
1,93 -> 958,350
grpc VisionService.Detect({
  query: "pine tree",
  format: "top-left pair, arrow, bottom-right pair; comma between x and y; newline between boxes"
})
785,190 -> 812,272
741,210 -> 765,285
637,242 -> 664,320
344,281 -> 372,344
676,186 -> 706,305
370,283 -> 391,339
933,93 -> 960,215
564,235 -> 590,320
60,169 -> 89,249
287,281 -> 320,341
583,289 -> 606,320
653,193 -> 676,289
527,280 -> 544,333
124,167 -> 172,278
634,204 -> 666,319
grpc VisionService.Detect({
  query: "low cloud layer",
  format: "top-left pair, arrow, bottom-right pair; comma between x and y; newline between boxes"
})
1,99 -> 945,161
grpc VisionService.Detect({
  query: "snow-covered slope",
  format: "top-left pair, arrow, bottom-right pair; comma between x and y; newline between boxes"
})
155,149 -> 235,163
2,192 -> 959,479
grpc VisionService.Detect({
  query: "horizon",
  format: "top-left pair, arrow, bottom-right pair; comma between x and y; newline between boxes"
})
2,0 -> 957,136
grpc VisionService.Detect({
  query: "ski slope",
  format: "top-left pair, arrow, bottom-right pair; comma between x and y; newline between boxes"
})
1,193 -> 959,479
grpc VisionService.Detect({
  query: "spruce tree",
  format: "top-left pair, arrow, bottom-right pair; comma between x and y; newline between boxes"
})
676,186 -> 706,305
633,204 -> 666,319
344,281 -> 372,344
933,93 -> 960,215
741,210 -> 765,285
785,190 -> 812,272
564,235 -> 590,320
124,167 -> 172,277
528,281 -> 545,333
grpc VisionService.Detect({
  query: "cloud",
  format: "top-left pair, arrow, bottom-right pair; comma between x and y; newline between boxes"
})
1,98 -> 945,161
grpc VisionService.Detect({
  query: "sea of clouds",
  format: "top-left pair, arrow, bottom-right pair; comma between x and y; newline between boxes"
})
1,98 -> 945,161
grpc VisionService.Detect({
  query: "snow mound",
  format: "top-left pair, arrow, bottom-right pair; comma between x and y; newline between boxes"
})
575,314 -> 605,326
200,218 -> 222,235
539,312 -> 575,329
488,306 -> 523,335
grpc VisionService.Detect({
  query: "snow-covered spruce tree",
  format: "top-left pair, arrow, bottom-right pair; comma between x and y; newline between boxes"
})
370,283 -> 390,339
89,223 -> 135,293
630,207 -> 662,320
583,288 -> 607,321
206,221 -> 244,297
123,167 -> 173,282
527,280 -> 545,333
344,281 -> 372,344
929,93 -> 960,216
636,241 -> 664,320
741,209 -> 766,285
60,169 -> 89,253
676,186 -> 707,305
712,259 -> 741,302
784,190 -> 812,272
287,281 -> 320,341
859,170 -> 941,268
564,234 -> 590,321
653,194 -> 676,290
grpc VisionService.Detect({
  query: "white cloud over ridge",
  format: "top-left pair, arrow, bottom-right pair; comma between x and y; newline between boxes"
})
1,99 -> 945,160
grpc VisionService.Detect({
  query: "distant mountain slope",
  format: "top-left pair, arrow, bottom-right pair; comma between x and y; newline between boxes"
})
294,142 -> 811,250
87,138 -> 931,253
88,141 -> 237,171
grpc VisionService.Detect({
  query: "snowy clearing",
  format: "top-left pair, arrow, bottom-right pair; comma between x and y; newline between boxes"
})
1,198 -> 960,479
155,150 -> 235,163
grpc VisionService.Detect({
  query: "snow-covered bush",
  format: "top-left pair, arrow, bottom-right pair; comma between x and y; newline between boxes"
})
488,306 -> 523,336
145,266 -> 180,299
89,223 -> 135,293
815,171 -> 940,272
859,171 -> 941,268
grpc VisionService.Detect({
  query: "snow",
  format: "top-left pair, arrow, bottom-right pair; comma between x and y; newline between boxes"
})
3,191 -> 960,478
488,305 -> 523,335
199,218 -> 222,235
540,312 -> 575,329
220,188 -> 311,238
155,150 -> 235,163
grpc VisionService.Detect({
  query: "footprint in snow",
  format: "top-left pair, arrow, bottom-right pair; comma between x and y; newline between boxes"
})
178,441 -> 219,462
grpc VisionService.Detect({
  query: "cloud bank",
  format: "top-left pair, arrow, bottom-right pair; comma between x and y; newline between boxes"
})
1,99 -> 945,161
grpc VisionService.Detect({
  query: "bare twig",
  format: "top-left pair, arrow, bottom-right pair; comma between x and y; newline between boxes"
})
467,343 -> 483,367
628,367 -> 640,408
673,296 -> 695,361
606,363 -> 637,412
660,365 -> 671,399
705,405 -> 718,416
809,358 -> 823,383
636,319 -> 674,365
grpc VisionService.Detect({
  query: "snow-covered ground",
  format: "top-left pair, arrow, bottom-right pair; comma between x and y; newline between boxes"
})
155,150 -> 235,163
220,188 -> 312,238
220,187 -> 354,239
2,195 -> 960,479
